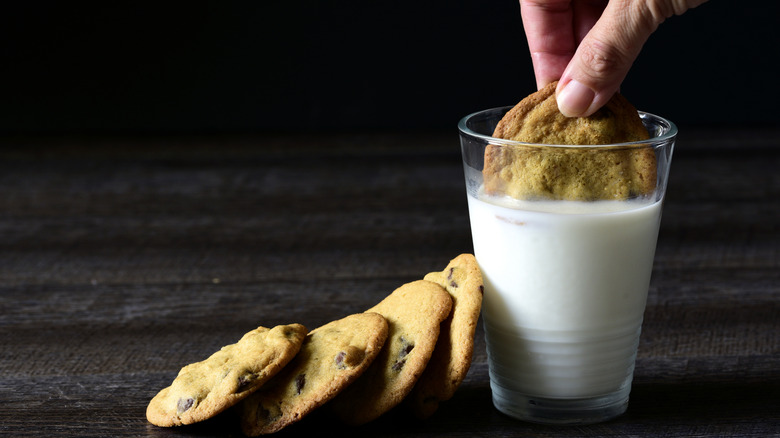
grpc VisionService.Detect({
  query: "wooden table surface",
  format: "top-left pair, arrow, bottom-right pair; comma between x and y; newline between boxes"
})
1,128 -> 778,437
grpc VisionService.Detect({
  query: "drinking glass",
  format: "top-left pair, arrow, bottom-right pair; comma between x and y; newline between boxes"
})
459,107 -> 676,424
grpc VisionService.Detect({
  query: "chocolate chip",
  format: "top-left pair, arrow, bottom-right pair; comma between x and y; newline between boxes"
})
479,285 -> 484,294
177,397 -> 194,413
392,337 -> 415,372
334,346 -> 366,370
237,373 -> 257,392
257,405 -> 271,422
335,351 -> 346,368
256,404 -> 280,424
295,374 -> 306,394
447,267 -> 459,288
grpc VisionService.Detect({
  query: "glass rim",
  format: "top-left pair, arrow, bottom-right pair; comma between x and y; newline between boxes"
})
458,106 -> 678,149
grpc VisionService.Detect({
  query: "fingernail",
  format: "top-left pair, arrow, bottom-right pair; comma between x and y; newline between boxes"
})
557,80 -> 595,117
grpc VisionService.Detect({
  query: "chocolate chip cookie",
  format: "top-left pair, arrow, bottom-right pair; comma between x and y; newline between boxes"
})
484,81 -> 657,201
146,323 -> 307,427
238,313 -> 389,436
329,280 -> 453,425
407,254 -> 484,419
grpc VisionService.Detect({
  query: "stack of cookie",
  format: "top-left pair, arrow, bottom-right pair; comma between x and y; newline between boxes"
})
146,254 -> 483,436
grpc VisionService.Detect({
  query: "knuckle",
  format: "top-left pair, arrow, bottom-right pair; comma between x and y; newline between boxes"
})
578,38 -> 628,77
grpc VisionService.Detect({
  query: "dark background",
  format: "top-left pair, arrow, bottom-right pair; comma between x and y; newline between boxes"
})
2,1 -> 778,135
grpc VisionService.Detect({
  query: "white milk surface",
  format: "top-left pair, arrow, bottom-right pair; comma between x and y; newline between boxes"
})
468,192 -> 662,399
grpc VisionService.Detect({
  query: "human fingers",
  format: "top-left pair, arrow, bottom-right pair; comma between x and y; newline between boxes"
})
520,0 -> 578,89
556,0 -> 709,117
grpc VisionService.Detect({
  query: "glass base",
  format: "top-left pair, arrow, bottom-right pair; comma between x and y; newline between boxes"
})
492,388 -> 630,425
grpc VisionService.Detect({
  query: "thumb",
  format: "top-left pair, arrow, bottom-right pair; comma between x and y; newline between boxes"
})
556,1 -> 660,117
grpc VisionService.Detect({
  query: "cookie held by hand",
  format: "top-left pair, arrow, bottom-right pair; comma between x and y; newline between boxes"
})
484,81 -> 656,201
146,323 -> 307,427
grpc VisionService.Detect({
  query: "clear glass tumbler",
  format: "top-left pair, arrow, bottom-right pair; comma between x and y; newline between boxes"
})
458,107 -> 676,424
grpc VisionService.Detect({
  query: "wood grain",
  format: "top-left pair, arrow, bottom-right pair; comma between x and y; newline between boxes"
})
1,129 -> 778,437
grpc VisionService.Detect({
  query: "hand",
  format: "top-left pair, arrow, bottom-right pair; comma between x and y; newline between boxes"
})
520,0 -> 708,117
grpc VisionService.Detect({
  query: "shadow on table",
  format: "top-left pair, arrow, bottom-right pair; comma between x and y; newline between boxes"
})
141,380 -> 780,437
626,379 -> 780,422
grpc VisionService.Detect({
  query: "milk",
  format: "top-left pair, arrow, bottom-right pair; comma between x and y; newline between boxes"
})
468,191 -> 662,401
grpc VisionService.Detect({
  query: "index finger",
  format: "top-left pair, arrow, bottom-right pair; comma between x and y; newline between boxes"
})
520,0 -> 577,88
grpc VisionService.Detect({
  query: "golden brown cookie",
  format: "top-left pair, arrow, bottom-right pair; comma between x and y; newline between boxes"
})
492,81 -> 650,145
238,313 -> 389,436
329,280 -> 453,426
146,323 -> 307,427
484,81 -> 656,201
407,254 -> 484,419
